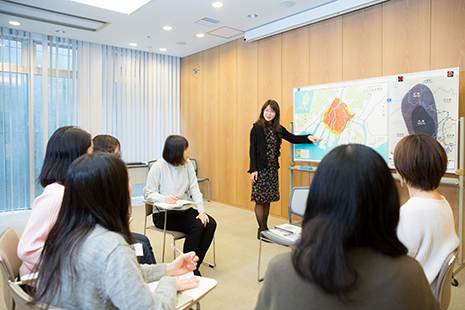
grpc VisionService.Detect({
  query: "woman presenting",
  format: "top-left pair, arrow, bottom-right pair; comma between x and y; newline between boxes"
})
249,99 -> 321,239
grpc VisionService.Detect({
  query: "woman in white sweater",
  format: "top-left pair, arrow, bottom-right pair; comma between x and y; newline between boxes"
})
145,135 -> 216,276
31,153 -> 199,309
394,134 -> 459,284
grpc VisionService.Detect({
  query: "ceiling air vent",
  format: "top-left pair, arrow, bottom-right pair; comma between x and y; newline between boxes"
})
195,17 -> 221,27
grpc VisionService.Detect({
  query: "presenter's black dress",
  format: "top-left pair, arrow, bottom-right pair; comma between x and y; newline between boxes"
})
251,126 -> 280,203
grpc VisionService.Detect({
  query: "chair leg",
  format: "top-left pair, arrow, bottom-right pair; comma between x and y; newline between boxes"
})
162,211 -> 168,263
257,237 -> 264,282
202,236 -> 216,268
207,180 -> 211,202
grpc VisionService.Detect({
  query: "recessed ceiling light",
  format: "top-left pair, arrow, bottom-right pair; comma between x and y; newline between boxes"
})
56,30 -> 66,34
176,42 -> 187,45
212,2 -> 224,8
163,26 -> 173,31
247,14 -> 258,18
159,48 -> 167,52
129,43 -> 138,47
279,0 -> 296,7
9,21 -> 21,26
196,33 -> 205,38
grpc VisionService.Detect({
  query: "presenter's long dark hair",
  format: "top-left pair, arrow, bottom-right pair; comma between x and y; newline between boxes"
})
32,153 -> 134,306
292,144 -> 407,299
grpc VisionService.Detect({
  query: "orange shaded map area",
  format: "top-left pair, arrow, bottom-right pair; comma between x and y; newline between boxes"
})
322,98 -> 354,135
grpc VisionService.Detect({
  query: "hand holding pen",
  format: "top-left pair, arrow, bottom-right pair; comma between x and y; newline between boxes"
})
166,192 -> 179,204
165,245 -> 199,276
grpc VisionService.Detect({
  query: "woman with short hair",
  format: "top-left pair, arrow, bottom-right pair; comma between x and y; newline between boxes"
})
394,134 -> 459,284
145,135 -> 216,276
255,144 -> 439,310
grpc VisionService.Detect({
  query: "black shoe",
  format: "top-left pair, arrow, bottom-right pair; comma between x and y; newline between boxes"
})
193,269 -> 202,277
258,229 -> 272,243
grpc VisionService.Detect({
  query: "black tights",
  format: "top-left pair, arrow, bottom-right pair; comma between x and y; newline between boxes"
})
255,202 -> 271,232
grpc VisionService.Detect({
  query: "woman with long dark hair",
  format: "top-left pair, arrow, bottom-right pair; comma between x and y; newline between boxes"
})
145,135 -> 216,276
93,133 -> 157,265
18,126 -> 93,276
255,144 -> 439,310
32,153 -> 199,309
249,99 -> 321,238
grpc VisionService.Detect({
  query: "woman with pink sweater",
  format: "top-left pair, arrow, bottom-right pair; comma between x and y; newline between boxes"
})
17,126 -> 93,276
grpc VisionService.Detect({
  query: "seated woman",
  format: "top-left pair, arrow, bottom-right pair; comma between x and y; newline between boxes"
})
255,144 -> 439,310
394,134 -> 459,284
31,153 -> 199,309
93,134 -> 157,265
145,135 -> 216,276
18,126 -> 93,277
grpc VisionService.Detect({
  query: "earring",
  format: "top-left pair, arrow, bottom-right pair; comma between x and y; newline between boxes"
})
400,178 -> 403,187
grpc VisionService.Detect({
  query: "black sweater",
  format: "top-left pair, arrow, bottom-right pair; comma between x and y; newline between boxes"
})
248,123 -> 311,173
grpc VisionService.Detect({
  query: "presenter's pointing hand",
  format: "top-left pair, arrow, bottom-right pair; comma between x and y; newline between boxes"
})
307,135 -> 322,144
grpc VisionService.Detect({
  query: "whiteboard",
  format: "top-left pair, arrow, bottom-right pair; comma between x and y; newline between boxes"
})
292,67 -> 459,173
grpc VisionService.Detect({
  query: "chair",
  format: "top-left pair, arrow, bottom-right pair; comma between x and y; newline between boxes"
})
8,281 -> 64,310
190,158 -> 210,202
0,228 -> 22,310
257,186 -> 309,281
143,190 -> 216,267
431,248 -> 459,310
148,159 -> 157,170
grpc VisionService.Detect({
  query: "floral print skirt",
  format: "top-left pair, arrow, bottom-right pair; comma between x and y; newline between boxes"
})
251,166 -> 280,203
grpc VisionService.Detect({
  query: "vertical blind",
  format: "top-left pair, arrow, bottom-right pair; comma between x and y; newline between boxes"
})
0,28 -> 180,212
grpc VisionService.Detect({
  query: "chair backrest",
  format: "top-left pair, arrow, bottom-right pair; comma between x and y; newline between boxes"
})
288,187 -> 309,223
190,158 -> 198,176
8,281 -> 63,310
148,159 -> 157,171
431,247 -> 458,310
0,228 -> 22,310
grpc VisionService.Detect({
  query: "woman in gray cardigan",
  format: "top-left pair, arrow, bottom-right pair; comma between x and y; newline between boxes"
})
255,144 -> 439,310
31,153 -> 199,310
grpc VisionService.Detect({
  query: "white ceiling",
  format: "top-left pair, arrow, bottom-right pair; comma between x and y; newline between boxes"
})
0,0 -> 370,58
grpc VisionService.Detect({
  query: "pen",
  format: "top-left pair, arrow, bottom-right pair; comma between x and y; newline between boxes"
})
171,244 -> 196,266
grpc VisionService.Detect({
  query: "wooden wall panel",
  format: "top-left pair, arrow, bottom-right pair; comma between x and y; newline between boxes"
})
200,47 -> 219,200
431,0 -> 465,118
179,0 -> 465,226
342,5 -> 383,81
257,35 -> 283,216
281,27 -> 311,215
236,39 -> 258,211
218,41 -> 238,205
184,52 -> 204,153
309,17 -> 343,85
382,0 -> 431,75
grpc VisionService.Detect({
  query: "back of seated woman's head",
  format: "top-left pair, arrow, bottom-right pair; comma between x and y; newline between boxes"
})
39,126 -> 92,187
33,153 -> 133,304
93,134 -> 121,155
394,133 -> 447,191
163,135 -> 188,166
292,144 -> 406,298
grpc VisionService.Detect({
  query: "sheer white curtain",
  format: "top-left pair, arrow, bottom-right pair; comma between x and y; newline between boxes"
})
0,27 -> 180,212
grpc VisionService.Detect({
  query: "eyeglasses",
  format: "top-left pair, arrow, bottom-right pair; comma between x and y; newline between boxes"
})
264,109 -> 276,114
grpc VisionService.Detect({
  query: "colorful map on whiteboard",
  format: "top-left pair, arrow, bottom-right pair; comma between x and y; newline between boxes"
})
388,70 -> 459,171
293,81 -> 389,162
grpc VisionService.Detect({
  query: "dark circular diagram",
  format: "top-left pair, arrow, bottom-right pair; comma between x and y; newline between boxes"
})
401,84 -> 438,138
